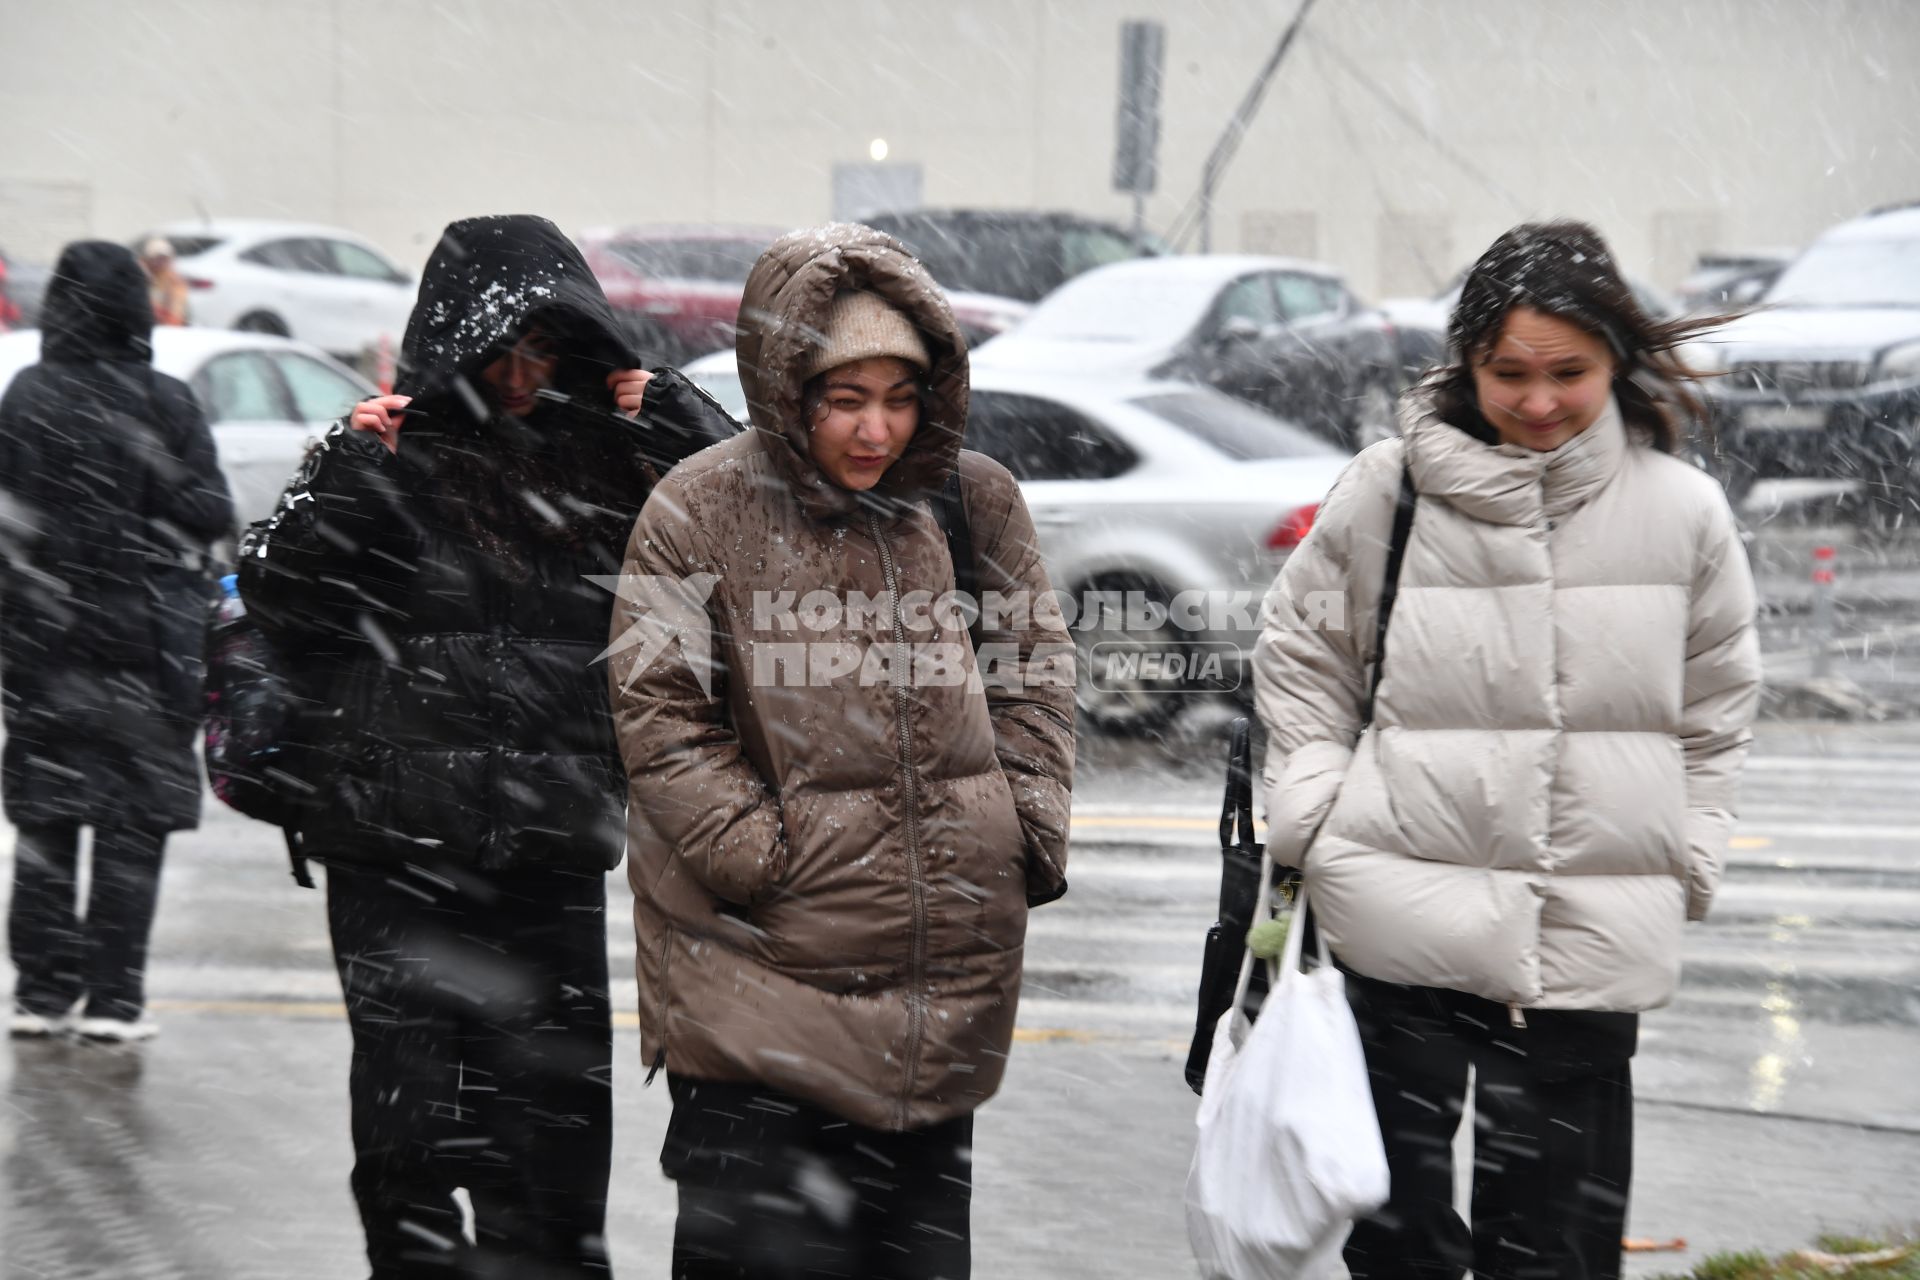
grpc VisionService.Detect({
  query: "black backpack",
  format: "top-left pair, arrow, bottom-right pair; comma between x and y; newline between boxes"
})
931,468 -> 984,651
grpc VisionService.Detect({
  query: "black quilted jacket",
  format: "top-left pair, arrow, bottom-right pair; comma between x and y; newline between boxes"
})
236,214 -> 734,871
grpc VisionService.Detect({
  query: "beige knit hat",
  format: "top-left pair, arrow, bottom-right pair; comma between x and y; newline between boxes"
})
799,290 -> 931,382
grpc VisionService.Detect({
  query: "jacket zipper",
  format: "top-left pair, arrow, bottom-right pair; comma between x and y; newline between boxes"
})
870,513 -> 929,1130
1509,1002 -> 1528,1029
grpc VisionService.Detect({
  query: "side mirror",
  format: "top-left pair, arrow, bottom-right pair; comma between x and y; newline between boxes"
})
1216,316 -> 1263,346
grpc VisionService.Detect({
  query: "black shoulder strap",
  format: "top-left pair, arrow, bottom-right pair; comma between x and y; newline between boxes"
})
1218,716 -> 1259,854
933,467 -> 985,652
1361,462 -> 1418,725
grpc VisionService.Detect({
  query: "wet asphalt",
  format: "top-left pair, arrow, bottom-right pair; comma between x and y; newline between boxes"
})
3,512 -> 1918,1279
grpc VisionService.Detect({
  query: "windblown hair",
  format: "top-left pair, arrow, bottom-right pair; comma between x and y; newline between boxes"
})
1427,221 -> 1729,454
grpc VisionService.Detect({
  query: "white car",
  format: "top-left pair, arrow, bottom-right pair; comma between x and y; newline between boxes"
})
683,349 -> 1352,733
140,220 -> 415,362
971,256 -> 1404,452
0,328 -> 375,528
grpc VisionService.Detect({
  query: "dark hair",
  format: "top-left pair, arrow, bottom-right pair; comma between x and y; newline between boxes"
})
1428,221 -> 1726,454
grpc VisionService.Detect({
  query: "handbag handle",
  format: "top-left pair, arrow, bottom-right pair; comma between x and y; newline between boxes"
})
1226,843 -> 1332,1018
1218,716 -> 1258,852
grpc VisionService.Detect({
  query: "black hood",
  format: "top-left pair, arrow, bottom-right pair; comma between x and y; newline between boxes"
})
395,214 -> 635,417
40,241 -> 154,365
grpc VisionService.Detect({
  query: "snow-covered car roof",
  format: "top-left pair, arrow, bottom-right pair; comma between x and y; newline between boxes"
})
0,326 -> 375,393
147,219 -> 393,253
679,347 -> 1341,475
1820,205 -> 1920,244
683,346 -> 1195,409
1066,254 -> 1344,288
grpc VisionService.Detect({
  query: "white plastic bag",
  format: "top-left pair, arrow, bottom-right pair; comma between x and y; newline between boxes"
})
1184,861 -> 1390,1279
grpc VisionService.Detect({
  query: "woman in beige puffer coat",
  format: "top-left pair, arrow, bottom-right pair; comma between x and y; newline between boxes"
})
1254,222 -> 1760,1280
610,222 -> 1075,1278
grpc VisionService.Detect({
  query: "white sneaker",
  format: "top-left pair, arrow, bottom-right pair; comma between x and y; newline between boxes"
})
74,1016 -> 160,1043
9,1009 -> 67,1038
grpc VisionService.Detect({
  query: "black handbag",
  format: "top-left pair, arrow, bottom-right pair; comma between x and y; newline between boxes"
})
1184,716 -> 1291,1093
1184,461 -> 1418,1095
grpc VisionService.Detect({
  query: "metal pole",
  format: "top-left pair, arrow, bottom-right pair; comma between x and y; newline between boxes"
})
1811,544 -> 1836,680
1190,0 -> 1319,253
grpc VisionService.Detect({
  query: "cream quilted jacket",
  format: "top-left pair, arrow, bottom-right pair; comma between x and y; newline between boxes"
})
1253,397 -> 1760,1012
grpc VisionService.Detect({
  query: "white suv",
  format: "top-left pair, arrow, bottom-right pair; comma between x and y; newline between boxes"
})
141,220 -> 415,363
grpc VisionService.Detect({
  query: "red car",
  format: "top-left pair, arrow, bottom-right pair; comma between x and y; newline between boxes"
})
575,226 -> 779,365
577,224 -> 1030,365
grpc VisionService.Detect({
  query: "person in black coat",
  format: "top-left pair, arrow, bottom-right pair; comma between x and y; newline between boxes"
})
0,240 -> 234,1041
238,214 -> 733,1280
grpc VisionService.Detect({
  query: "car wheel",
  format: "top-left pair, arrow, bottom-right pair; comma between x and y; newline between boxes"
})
235,311 -> 289,337
1346,382 -> 1400,451
1070,576 -> 1188,738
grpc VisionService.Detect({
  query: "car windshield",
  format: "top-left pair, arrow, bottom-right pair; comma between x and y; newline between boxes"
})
1766,238 -> 1920,307
1018,271 -> 1219,345
608,238 -> 760,283
1129,390 -> 1343,461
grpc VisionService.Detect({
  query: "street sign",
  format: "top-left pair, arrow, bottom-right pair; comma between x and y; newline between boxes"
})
1113,21 -> 1165,196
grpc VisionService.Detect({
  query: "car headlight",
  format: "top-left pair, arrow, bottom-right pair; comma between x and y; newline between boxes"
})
1877,340 -> 1920,382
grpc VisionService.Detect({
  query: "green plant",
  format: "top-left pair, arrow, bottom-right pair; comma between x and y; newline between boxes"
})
1649,1233 -> 1920,1280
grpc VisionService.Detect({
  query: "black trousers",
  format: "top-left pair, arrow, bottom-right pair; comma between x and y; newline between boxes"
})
664,1075 -> 973,1280
8,821 -> 167,1021
327,861 -> 614,1280
1342,974 -> 1636,1280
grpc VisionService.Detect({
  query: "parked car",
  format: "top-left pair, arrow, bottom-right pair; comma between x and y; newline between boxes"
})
133,219 -> 415,363
970,255 -> 1403,451
0,327 -> 375,527
863,209 -> 1164,304
683,349 -> 1351,733
0,250 -> 52,331
576,225 -> 780,365
1696,204 -> 1920,525
1382,271 -> 1682,383
579,221 -> 1036,360
862,208 -> 1164,342
1677,249 -> 1795,313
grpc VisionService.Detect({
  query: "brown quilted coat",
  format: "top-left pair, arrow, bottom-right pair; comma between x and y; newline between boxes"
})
610,223 -> 1076,1131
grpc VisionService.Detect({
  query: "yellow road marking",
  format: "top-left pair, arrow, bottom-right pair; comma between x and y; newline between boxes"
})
151,999 -> 347,1019
146,999 -> 1152,1046
1074,815 -> 1772,852
1071,816 -> 1225,832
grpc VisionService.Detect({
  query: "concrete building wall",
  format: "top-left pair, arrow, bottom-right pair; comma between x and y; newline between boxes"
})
3,0 -> 1916,297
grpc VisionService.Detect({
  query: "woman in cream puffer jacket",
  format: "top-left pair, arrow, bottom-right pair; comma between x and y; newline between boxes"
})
1254,222 -> 1760,1280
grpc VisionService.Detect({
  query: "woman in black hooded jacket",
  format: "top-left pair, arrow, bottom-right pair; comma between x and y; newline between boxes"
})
239,214 -> 732,1279
0,240 -> 234,1041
